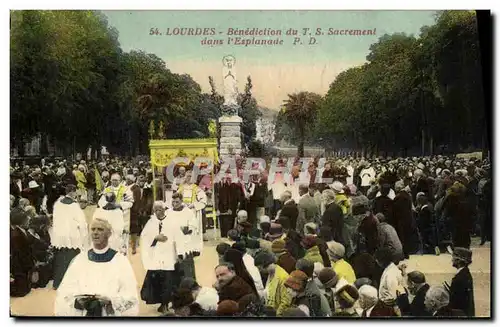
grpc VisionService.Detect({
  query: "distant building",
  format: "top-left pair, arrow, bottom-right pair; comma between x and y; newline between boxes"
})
256,118 -> 275,145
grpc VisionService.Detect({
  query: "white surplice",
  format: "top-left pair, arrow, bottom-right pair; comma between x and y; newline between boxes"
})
166,206 -> 199,257
177,185 -> 207,254
51,197 -> 88,250
54,247 -> 139,316
140,214 -> 184,271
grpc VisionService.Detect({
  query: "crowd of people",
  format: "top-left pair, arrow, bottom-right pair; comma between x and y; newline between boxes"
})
9,153 -> 490,317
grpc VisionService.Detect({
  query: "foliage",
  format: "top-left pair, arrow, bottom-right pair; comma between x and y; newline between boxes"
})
281,91 -> 322,156
10,10 -> 258,157
317,10 -> 486,156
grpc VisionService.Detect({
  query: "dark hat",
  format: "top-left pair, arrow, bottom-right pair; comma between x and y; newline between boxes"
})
238,221 -> 252,229
179,277 -> 200,291
300,235 -> 317,249
216,242 -> 231,256
451,247 -> 472,265
336,284 -> 359,308
284,270 -> 309,291
407,271 -> 426,284
254,251 -> 276,268
231,242 -> 247,253
217,300 -> 239,316
171,288 -> 194,309
266,223 -> 283,241
227,229 -> 240,241
271,239 -> 286,254
318,268 -> 339,289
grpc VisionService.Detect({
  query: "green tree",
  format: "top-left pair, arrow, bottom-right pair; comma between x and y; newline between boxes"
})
282,92 -> 322,156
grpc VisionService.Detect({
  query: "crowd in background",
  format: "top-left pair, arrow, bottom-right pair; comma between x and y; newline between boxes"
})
9,154 -> 490,317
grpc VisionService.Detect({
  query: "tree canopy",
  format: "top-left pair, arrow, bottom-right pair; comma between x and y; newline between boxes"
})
10,10 -> 260,157
275,11 -> 486,157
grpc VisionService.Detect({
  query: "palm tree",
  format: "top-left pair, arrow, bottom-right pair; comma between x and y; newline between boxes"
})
282,92 -> 322,156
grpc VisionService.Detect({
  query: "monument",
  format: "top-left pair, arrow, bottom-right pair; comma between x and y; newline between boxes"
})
219,55 -> 243,156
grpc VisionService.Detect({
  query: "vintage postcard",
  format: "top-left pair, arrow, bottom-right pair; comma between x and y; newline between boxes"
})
10,10 -> 491,318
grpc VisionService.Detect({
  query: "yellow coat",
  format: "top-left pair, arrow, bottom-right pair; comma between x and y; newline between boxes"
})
332,259 -> 356,284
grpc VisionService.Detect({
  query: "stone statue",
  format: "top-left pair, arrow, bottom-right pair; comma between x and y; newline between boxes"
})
222,55 -> 239,115
158,121 -> 165,139
148,120 -> 155,139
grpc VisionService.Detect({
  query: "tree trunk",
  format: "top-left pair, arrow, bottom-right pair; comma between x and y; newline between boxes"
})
40,132 -> 49,157
16,138 -> 25,157
421,129 -> 426,156
429,135 -> 434,156
297,125 -> 305,157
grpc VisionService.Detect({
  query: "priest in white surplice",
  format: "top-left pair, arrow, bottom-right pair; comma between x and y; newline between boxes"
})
55,219 -> 139,316
98,173 -> 134,253
176,170 -> 207,255
140,201 -> 186,314
51,184 -> 88,289
92,192 -> 125,254
167,192 -> 200,280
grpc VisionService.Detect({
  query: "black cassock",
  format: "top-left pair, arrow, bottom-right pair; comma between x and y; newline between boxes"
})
448,266 -> 475,317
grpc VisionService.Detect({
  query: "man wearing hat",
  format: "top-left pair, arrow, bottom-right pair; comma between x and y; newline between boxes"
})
265,223 -> 284,242
444,247 -> 475,317
284,270 -> 324,317
22,180 -> 44,214
254,252 -> 292,316
321,189 -> 345,245
318,268 -> 339,312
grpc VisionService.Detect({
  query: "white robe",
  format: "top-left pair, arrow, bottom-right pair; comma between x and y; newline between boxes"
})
166,207 -> 199,256
178,185 -> 207,253
242,253 -> 265,298
54,247 -> 139,316
51,197 -> 88,250
92,208 -> 125,254
140,214 -> 184,271
98,186 -> 134,231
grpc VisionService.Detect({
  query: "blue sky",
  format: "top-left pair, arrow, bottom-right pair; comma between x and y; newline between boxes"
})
104,10 -> 437,108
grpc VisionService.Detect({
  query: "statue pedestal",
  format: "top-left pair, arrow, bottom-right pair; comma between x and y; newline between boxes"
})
219,115 -> 243,156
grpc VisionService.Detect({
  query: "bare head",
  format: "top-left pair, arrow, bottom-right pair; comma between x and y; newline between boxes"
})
101,171 -> 110,181
153,201 -> 167,219
358,285 -> 378,310
90,218 -> 112,250
125,174 -> 136,185
171,192 -> 184,210
215,263 -> 236,288
280,190 -> 292,203
424,286 -> 450,313
111,173 -> 121,187
298,184 -> 309,196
